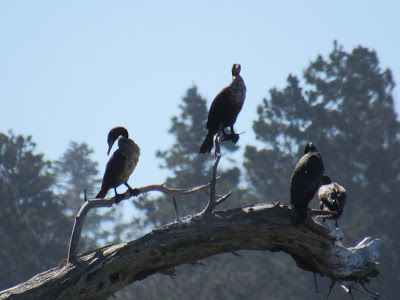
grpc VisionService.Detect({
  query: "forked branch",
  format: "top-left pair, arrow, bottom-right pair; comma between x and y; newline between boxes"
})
67,181 -> 216,263
201,126 -> 232,215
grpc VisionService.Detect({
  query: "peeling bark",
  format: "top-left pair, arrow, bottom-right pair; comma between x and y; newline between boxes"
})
0,203 -> 381,300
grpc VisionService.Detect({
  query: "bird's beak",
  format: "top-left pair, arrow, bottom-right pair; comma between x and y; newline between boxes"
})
107,139 -> 116,155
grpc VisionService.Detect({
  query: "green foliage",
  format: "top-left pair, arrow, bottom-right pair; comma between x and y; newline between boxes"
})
54,141 -> 100,214
244,41 -> 399,298
53,141 -> 112,250
0,131 -> 70,289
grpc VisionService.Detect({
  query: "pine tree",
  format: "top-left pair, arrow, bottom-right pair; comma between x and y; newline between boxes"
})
53,141 -> 112,250
54,141 -> 100,215
244,41 -> 399,298
0,131 -> 70,289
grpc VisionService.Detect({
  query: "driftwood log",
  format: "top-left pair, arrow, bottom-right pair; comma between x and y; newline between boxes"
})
0,203 -> 381,300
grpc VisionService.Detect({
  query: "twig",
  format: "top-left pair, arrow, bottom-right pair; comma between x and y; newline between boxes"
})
337,280 -> 387,299
172,195 -> 181,223
201,125 -> 223,214
67,181 -> 217,263
313,273 -> 319,293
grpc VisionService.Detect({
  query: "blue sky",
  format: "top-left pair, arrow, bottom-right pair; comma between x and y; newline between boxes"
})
1,1 -> 399,196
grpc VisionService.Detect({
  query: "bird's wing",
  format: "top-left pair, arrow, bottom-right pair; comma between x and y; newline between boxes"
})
206,87 -> 230,130
103,149 -> 127,185
291,154 -> 324,207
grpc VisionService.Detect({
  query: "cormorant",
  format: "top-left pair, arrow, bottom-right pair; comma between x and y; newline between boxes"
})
199,63 -> 246,154
96,127 -> 141,201
318,174 -> 347,228
290,142 -> 324,226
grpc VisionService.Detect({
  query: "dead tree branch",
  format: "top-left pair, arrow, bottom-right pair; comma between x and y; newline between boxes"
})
0,203 -> 381,300
67,181 -> 216,263
201,126 -> 231,215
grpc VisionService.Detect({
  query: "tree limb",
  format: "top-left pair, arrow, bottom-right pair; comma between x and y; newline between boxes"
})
0,203 -> 382,300
67,181 -> 217,263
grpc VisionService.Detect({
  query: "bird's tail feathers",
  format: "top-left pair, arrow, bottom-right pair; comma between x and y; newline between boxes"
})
95,189 -> 107,199
291,207 -> 307,226
199,131 -> 216,154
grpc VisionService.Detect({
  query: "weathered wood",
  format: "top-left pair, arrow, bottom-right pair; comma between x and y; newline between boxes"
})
201,128 -> 228,215
67,181 -> 216,263
0,203 -> 381,300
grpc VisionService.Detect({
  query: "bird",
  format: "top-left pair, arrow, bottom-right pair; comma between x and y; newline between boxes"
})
317,174 -> 347,228
96,126 -> 141,202
290,142 -> 325,226
199,63 -> 246,154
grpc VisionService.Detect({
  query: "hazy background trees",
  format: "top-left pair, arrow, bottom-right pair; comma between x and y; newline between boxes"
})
0,42 -> 398,299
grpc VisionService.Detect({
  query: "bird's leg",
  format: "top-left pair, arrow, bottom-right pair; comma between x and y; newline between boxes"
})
114,187 -> 124,204
124,182 -> 140,197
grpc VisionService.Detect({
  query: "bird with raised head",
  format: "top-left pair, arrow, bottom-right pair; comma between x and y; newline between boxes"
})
290,142 -> 325,226
96,127 -> 141,202
318,174 -> 347,228
199,63 -> 246,154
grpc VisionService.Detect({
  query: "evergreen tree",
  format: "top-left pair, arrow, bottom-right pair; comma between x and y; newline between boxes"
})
0,131 -> 70,289
54,141 -> 100,214
244,41 -> 399,298
53,141 -> 108,250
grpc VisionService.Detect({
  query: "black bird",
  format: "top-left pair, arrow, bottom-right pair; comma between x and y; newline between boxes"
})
96,127 -> 141,201
290,143 -> 325,226
199,63 -> 246,154
318,174 -> 347,228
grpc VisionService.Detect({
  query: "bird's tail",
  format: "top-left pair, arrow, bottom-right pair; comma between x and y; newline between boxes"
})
199,131 -> 217,154
291,207 -> 307,226
95,189 -> 107,199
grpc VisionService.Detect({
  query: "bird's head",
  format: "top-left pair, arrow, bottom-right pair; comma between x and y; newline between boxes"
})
107,126 -> 129,155
232,64 -> 241,76
304,142 -> 317,154
320,174 -> 332,185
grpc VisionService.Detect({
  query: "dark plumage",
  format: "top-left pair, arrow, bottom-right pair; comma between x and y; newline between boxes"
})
199,63 -> 246,154
290,143 -> 325,226
318,174 -> 347,228
96,127 -> 140,201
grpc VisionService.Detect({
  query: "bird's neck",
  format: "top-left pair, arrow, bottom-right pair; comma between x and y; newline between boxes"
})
231,74 -> 246,90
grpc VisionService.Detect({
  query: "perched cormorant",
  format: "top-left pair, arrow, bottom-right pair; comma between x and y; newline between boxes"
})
199,63 -> 246,154
96,127 -> 141,201
318,174 -> 347,228
290,143 -> 324,226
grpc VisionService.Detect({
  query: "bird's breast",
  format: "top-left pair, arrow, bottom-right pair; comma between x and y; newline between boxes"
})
125,151 -> 139,172
230,78 -> 246,106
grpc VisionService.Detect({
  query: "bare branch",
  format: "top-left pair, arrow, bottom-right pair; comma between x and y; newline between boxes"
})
1,204 -> 381,300
201,126 -> 223,214
67,181 -> 218,263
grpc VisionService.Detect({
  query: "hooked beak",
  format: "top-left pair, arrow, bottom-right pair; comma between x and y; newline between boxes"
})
107,139 -> 116,155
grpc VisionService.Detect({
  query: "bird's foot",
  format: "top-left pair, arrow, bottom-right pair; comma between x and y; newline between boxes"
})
129,188 -> 140,197
115,193 -> 125,204
221,132 -> 240,144
231,133 -> 239,143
